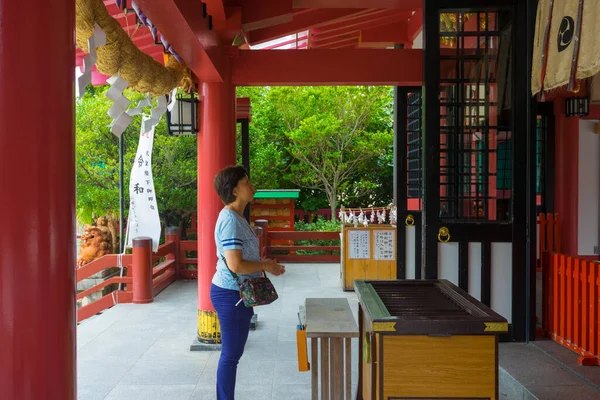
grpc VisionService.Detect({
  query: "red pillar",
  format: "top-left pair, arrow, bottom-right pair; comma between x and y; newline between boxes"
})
132,237 -> 154,304
554,98 -> 579,256
0,0 -> 76,398
197,75 -> 236,344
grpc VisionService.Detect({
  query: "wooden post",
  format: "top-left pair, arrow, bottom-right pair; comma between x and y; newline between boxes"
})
166,226 -> 181,278
255,219 -> 269,259
132,237 -> 153,304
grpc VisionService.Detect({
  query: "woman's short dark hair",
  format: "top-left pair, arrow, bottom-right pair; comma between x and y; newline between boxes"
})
214,165 -> 248,205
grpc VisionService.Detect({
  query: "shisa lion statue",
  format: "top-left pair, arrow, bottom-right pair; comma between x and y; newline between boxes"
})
76,217 -> 114,267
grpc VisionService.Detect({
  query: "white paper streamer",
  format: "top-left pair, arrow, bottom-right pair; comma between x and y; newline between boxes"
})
167,88 -> 178,112
106,75 -> 132,137
77,24 -> 106,98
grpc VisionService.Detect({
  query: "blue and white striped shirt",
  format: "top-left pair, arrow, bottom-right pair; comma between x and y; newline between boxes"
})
212,208 -> 261,290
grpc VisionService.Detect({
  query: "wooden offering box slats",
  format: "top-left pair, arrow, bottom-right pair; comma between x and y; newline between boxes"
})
355,280 -> 508,400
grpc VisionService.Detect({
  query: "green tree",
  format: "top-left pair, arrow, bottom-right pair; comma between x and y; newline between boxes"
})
236,86 -> 394,214
272,86 -> 394,218
76,85 -> 197,248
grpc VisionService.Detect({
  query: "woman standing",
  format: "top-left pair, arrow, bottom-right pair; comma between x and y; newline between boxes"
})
210,165 -> 286,400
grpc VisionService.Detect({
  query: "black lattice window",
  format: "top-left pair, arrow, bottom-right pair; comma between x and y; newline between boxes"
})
438,10 -> 513,221
407,91 -> 422,201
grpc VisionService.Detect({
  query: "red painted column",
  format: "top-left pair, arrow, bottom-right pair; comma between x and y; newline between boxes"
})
0,0 -> 76,398
132,237 -> 154,304
554,98 -> 579,256
197,74 -> 236,344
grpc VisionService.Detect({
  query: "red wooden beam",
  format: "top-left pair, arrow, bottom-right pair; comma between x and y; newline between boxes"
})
311,34 -> 359,49
312,10 -> 409,38
293,0 -> 421,8
232,49 -> 422,86
407,9 -> 423,42
134,0 -> 225,82
248,8 -> 367,45
360,21 -> 409,44
311,11 -> 409,45
204,0 -> 227,22
240,0 -> 293,32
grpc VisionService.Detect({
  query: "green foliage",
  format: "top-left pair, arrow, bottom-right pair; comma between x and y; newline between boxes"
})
77,85 -> 394,232
292,217 -> 341,256
236,86 -> 394,215
76,85 -> 197,226
294,217 -> 341,232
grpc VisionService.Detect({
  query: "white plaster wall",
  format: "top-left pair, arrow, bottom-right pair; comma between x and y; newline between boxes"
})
438,242 -> 459,286
578,119 -> 600,255
491,242 -> 512,324
468,242 -> 482,301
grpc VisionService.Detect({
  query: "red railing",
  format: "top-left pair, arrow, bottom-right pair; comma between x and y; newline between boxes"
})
537,213 -> 561,272
254,220 -> 340,263
76,228 -> 198,323
542,252 -> 600,366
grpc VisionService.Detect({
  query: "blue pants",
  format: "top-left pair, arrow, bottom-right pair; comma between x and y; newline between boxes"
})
210,283 -> 254,400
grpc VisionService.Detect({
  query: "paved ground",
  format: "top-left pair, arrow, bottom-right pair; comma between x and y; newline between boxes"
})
77,263 -> 359,400
77,262 -> 600,400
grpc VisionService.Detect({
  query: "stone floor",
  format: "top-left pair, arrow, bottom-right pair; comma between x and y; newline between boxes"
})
77,263 -> 600,400
77,263 -> 359,400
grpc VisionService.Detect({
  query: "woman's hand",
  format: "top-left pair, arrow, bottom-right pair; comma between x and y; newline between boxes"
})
262,258 -> 286,276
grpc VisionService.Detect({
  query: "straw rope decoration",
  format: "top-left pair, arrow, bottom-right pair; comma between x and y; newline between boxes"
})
76,0 -> 192,97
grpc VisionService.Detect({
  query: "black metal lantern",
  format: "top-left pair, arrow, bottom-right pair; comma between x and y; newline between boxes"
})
166,92 -> 199,136
565,96 -> 590,117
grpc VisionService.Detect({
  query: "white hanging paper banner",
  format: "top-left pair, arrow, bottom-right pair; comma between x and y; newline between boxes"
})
105,75 -> 133,137
167,88 -> 178,112
106,75 -> 129,99
127,96 -> 152,116
125,123 -> 161,252
109,112 -> 133,137
108,95 -> 131,119
77,24 -> 106,98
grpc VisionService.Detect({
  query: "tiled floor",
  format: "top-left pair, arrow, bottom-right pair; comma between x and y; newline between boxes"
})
77,263 -> 359,399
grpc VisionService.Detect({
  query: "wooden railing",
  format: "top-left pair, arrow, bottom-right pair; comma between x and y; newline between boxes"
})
76,254 -> 133,323
254,220 -> 341,263
537,213 -> 561,272
76,227 -> 198,323
541,252 -> 600,366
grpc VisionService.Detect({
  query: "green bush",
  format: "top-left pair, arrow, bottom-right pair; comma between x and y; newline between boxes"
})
295,217 -> 341,232
290,217 -> 341,255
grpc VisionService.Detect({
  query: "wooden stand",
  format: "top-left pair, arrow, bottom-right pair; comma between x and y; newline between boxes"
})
355,280 -> 508,400
340,225 -> 397,290
305,298 -> 359,400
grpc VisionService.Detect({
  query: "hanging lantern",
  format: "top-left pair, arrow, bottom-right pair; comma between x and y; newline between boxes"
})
565,96 -> 589,117
166,92 -> 199,136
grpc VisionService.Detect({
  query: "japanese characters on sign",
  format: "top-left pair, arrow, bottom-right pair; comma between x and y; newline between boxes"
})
374,230 -> 395,261
348,230 -> 370,259
125,126 -> 161,252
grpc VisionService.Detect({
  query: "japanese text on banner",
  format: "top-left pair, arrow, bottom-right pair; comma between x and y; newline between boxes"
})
126,126 -> 161,252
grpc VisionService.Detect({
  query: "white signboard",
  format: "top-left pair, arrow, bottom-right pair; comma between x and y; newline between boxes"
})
348,230 -> 370,259
125,125 -> 161,252
374,230 -> 395,261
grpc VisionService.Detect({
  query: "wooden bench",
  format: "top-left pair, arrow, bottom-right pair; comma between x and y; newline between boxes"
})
305,298 -> 359,400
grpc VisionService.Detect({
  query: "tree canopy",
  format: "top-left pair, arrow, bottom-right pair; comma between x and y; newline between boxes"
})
76,85 -> 394,231
76,85 -> 197,227
236,86 -> 395,216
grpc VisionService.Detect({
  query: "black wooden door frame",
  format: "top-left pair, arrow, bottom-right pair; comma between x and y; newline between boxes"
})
422,0 -> 537,342
394,86 -> 423,280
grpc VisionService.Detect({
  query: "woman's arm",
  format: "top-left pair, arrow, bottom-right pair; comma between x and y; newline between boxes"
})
223,249 -> 285,276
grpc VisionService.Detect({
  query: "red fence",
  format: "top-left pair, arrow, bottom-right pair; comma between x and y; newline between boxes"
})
254,220 -> 340,263
537,213 -> 561,272
542,252 -> 600,366
76,228 -> 197,323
